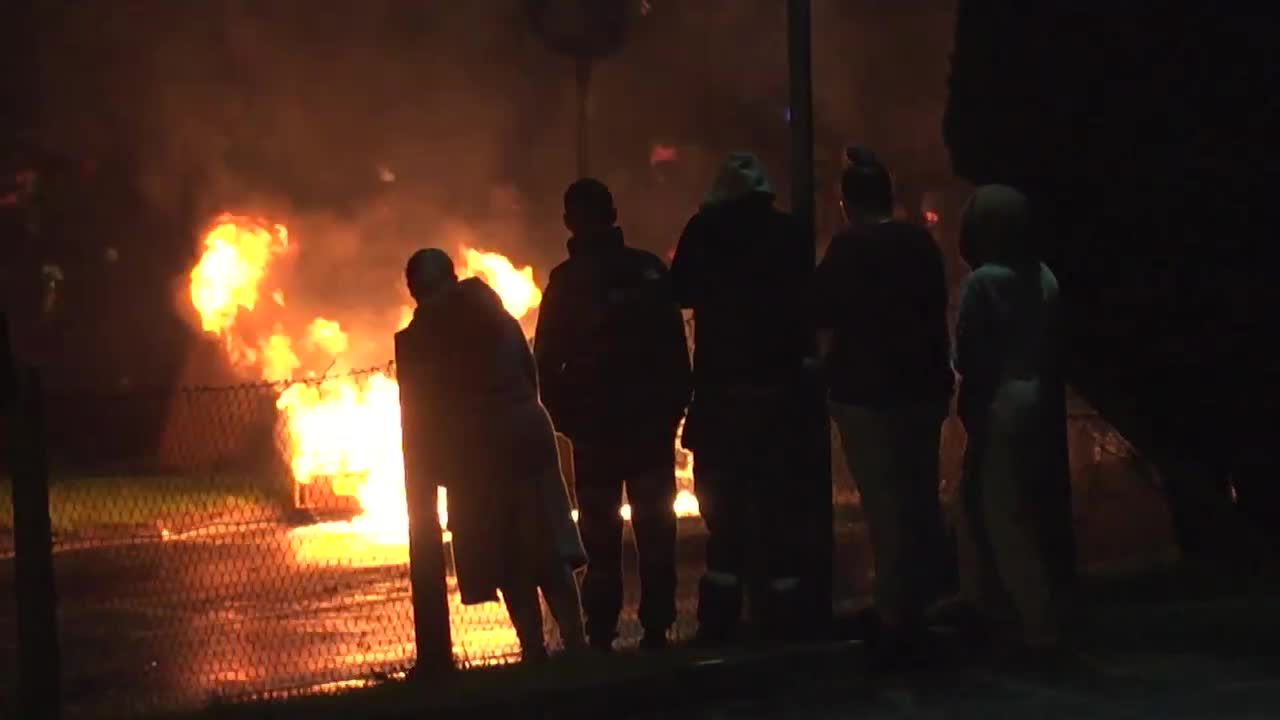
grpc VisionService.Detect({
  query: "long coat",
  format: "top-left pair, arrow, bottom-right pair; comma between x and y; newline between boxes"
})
396,278 -> 585,605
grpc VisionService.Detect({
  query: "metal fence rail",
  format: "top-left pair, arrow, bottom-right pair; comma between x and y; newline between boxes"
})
0,359 -> 1154,719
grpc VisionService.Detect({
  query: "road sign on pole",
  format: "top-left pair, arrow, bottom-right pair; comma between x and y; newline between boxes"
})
526,0 -> 629,178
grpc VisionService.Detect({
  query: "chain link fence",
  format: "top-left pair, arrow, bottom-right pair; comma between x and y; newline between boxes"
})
0,359 -> 1163,718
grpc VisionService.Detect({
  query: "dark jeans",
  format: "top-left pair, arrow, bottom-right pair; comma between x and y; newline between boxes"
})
574,442 -> 678,641
696,443 -> 806,585
693,412 -> 816,638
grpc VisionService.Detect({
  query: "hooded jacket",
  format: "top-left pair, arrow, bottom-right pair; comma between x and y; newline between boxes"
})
671,153 -> 814,390
671,153 -> 820,455
955,184 -> 1075,587
955,185 -> 1059,420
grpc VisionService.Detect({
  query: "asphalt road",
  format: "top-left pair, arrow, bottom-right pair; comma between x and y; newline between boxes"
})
0,519 -> 871,719
0,462 -> 1170,720
631,650 -> 1280,720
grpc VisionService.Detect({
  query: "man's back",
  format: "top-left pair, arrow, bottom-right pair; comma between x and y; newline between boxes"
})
817,221 -> 954,407
671,195 -> 814,388
534,229 -> 691,446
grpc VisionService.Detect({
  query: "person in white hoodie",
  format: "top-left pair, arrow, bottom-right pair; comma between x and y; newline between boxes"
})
954,184 -> 1073,656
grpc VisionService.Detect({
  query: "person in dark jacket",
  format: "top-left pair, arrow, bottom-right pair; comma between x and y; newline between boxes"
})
534,179 -> 692,651
672,152 -> 825,645
815,148 -> 954,663
954,185 -> 1072,656
396,248 -> 587,663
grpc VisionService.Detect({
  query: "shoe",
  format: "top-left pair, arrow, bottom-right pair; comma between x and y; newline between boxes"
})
521,645 -> 550,664
639,630 -> 670,651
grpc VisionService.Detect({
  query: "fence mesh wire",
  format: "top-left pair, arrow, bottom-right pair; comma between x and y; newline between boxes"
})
0,362 -> 1166,718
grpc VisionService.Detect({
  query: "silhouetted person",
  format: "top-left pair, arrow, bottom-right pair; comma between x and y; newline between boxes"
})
954,185 -> 1073,657
815,148 -> 953,664
672,152 -> 822,645
396,248 -> 586,662
534,179 -> 692,652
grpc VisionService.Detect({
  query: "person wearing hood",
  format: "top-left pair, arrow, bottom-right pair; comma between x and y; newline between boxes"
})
815,148 -> 954,665
396,248 -> 587,663
671,152 -> 825,645
953,184 -> 1074,657
534,179 -> 692,652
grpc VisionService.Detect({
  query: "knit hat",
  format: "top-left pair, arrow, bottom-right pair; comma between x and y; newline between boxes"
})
703,151 -> 774,207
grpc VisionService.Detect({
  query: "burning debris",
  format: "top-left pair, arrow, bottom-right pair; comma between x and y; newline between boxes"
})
185,213 -> 698,571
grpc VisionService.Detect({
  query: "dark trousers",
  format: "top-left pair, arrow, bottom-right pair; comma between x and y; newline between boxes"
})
574,442 -> 678,641
697,446 -> 806,585
694,415 -> 815,640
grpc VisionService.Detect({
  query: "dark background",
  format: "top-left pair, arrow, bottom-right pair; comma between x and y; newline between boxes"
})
2,1 -> 1276,543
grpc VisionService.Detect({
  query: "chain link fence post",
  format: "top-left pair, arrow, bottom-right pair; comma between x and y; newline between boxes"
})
6,313 -> 62,719
394,354 -> 454,677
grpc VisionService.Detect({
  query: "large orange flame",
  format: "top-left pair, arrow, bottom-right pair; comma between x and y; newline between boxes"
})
458,248 -> 543,320
188,216 -> 290,368
187,214 -> 698,659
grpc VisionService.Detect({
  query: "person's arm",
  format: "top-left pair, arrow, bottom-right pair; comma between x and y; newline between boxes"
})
927,239 -> 956,397
532,270 -> 571,425
670,213 -> 707,309
517,329 -> 538,393
954,275 -> 991,426
813,233 -> 848,332
812,231 -> 871,372
651,260 -> 694,421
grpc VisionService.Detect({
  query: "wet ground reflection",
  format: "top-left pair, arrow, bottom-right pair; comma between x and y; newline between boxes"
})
0,519 -> 754,717
0,454 -> 1172,719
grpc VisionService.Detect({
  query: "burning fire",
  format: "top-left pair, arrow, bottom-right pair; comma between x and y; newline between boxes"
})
187,214 -> 698,656
189,217 -> 290,369
460,248 -> 543,320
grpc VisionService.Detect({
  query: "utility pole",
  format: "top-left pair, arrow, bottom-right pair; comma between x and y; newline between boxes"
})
787,0 -> 833,633
6,312 -> 63,719
575,58 -> 592,178
788,0 -> 817,259
527,0 -> 629,180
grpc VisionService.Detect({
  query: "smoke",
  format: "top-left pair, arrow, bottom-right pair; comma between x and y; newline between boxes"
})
23,0 -> 957,382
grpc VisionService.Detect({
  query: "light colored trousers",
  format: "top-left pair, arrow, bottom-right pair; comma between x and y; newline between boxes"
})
958,379 -> 1059,647
830,400 -> 948,625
